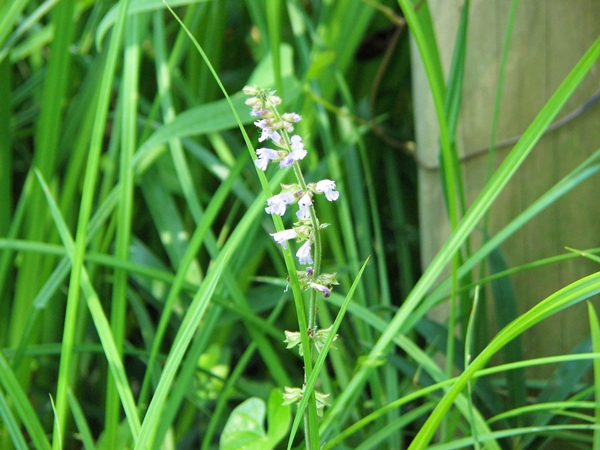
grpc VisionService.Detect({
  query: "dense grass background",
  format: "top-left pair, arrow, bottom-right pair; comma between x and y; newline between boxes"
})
1,0 -> 600,448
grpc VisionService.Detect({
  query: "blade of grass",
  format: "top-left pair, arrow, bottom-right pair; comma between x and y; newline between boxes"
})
95,0 -> 208,50
487,247 -> 526,415
195,0 -> 226,103
0,57 -> 10,239
133,240 -> 227,449
104,11 -> 141,448
50,0 -> 132,445
9,0 -> 76,404
321,26 -> 600,443
398,0 -> 458,228
266,0 -> 282,94
163,3 -> 321,446
321,291 -> 500,450
409,270 -> 600,448
0,0 -> 28,49
0,386 -> 28,450
428,424 -> 600,450
589,302 -> 600,450
288,257 -> 370,449
35,170 -> 141,439
442,7 -> 471,406
413,150 -> 600,329
0,55 -> 11,347
67,389 -> 97,450
0,352 -> 51,450
199,299 -> 288,450
464,286 -> 480,450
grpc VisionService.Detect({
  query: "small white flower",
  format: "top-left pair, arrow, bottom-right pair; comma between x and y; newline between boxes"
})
243,85 -> 259,95
250,108 -> 269,117
265,192 -> 295,216
282,112 -> 302,123
296,240 -> 313,265
279,135 -> 307,168
267,95 -> 282,106
278,154 -> 295,168
270,229 -> 297,249
245,97 -> 260,108
315,179 -> 339,201
255,119 -> 282,144
290,135 -> 307,160
296,193 -> 312,219
308,282 -> 331,298
255,148 -> 279,171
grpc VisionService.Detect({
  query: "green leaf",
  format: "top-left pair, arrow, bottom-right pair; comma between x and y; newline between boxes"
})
221,397 -> 267,447
132,44 -> 300,175
220,389 -> 290,450
266,388 -> 291,447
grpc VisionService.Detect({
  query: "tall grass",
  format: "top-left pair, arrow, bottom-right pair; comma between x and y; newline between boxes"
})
1,0 -> 600,449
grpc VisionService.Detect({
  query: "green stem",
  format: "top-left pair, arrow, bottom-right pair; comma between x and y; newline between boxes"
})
273,105 -> 323,449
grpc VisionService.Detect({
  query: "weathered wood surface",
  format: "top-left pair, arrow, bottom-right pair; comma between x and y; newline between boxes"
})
413,0 -> 600,373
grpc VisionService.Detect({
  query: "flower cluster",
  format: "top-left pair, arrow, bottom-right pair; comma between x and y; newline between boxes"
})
244,85 -> 339,278
284,325 -> 338,356
245,85 -> 340,420
282,386 -> 330,418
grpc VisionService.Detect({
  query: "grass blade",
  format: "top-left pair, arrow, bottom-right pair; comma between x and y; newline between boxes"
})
322,27 -> 600,442
0,352 -> 51,450
409,271 -> 600,448
588,302 -> 600,450
35,170 -> 141,439
289,257 -> 370,449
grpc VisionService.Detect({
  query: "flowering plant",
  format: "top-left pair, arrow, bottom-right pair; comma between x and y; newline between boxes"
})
244,85 -> 340,434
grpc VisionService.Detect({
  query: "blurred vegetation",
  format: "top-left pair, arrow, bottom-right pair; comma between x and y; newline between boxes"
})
1,0 -> 600,449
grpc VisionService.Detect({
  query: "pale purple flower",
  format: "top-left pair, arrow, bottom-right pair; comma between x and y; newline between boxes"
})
250,108 -> 269,117
270,229 -> 297,249
279,154 -> 295,168
279,135 -> 307,168
265,192 -> 295,216
309,282 -> 331,298
290,135 -> 307,160
282,112 -> 302,123
296,240 -> 313,265
315,179 -> 339,201
255,148 -> 279,171
255,119 -> 282,144
296,193 -> 312,219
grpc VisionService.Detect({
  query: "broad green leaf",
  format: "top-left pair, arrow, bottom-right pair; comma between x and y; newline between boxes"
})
220,398 -> 267,450
220,388 -> 290,450
132,44 -> 300,175
266,388 -> 291,447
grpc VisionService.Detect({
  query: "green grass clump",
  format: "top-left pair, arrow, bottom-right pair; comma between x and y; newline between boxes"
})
1,1 -> 600,449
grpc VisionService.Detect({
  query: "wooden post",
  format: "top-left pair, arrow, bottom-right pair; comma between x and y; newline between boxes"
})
413,1 -> 600,374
